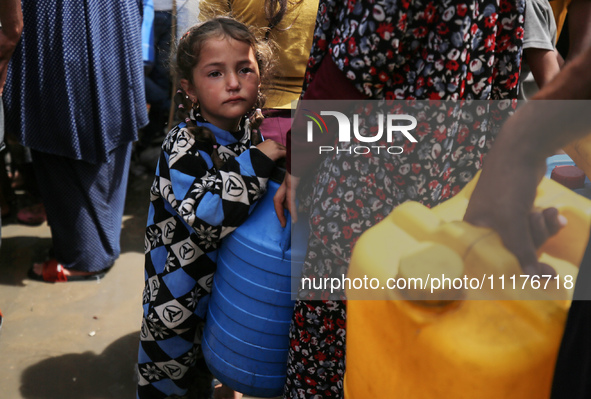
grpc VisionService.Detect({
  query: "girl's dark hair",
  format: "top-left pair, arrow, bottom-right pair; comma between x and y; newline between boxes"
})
264,0 -> 303,32
173,17 -> 270,169
265,0 -> 288,30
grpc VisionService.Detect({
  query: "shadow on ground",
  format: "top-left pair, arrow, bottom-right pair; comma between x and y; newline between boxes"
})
0,236 -> 52,286
20,332 -> 140,399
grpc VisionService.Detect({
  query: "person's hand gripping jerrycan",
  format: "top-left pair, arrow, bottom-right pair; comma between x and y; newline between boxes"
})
345,172 -> 591,399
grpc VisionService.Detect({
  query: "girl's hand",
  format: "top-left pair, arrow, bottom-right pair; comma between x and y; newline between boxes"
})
256,139 -> 286,162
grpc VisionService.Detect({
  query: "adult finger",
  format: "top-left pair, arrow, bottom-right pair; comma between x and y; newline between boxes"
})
528,207 -> 567,248
542,207 -> 567,237
273,180 -> 288,228
286,174 -> 299,224
497,218 -> 542,276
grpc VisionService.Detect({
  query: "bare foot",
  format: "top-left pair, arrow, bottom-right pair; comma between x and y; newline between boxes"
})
213,383 -> 242,399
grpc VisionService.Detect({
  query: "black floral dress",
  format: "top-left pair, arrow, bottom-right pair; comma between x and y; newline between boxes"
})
285,0 -> 525,398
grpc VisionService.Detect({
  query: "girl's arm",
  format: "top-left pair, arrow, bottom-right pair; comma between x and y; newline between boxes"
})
159,127 -> 276,242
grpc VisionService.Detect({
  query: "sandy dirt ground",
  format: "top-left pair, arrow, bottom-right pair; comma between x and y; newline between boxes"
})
0,170 -> 153,399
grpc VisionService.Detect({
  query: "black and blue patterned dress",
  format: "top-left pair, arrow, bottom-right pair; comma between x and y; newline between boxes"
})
137,111 -> 275,398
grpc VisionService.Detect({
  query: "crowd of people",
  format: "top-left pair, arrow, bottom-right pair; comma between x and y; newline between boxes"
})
0,0 -> 591,398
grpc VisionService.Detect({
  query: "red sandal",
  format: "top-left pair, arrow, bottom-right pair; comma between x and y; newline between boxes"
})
17,203 -> 47,226
27,259 -> 108,283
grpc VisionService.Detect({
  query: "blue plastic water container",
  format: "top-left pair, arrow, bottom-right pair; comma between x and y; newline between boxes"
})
141,0 -> 155,65
202,169 -> 308,397
546,154 -> 591,199
545,154 -> 578,178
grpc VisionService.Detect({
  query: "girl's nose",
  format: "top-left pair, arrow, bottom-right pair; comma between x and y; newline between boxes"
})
226,73 -> 240,90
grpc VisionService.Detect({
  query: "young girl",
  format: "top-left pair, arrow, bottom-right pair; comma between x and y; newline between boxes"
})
136,17 -> 285,399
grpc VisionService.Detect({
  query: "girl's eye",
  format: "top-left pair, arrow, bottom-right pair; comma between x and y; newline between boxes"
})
208,71 -> 221,77
239,67 -> 254,74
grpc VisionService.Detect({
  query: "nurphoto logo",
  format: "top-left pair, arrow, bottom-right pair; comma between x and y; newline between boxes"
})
304,109 -> 418,155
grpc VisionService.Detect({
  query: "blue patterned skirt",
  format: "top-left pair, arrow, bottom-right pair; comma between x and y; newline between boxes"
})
4,0 -> 148,164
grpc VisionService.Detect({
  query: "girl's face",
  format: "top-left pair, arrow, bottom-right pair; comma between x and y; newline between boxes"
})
181,36 -> 260,132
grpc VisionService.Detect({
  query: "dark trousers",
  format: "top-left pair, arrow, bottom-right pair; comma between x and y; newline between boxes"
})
142,10 -> 173,147
551,230 -> 591,398
32,143 -> 132,272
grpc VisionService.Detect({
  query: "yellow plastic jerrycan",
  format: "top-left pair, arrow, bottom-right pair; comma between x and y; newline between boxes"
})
345,173 -> 591,399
